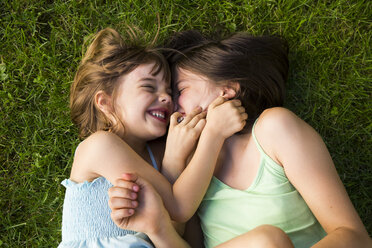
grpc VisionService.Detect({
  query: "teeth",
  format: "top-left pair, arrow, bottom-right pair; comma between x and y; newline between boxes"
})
150,112 -> 165,119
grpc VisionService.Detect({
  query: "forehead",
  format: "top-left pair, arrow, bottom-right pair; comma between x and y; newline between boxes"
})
124,63 -> 169,85
130,63 -> 163,78
174,67 -> 210,84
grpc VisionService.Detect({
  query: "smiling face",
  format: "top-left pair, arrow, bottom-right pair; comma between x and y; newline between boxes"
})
173,68 -> 222,116
113,63 -> 173,141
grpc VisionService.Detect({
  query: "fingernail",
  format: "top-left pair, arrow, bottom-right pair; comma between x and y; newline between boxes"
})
177,116 -> 184,123
128,209 -> 134,215
131,192 -> 137,199
132,185 -> 139,192
132,201 -> 137,207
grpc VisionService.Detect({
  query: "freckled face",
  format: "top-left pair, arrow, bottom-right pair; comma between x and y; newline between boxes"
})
173,68 -> 221,116
114,63 -> 173,140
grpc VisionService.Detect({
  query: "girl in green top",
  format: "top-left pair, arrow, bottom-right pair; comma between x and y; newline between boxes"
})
109,30 -> 371,247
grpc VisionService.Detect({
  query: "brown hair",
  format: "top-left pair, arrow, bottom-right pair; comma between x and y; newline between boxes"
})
165,30 -> 289,132
70,28 -> 170,139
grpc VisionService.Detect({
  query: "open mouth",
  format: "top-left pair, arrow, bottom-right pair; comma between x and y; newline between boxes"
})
147,109 -> 169,123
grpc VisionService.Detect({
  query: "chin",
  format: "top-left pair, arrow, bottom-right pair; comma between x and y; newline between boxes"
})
149,128 -> 167,140
157,129 -> 167,137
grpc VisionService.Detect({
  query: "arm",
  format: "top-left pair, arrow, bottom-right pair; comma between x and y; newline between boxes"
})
161,107 -> 206,184
109,173 -> 190,248
255,107 -> 371,248
71,97 -> 247,222
166,97 -> 247,222
149,223 -> 190,248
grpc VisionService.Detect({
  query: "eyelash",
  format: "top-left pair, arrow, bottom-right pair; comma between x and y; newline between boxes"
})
178,88 -> 185,94
143,85 -> 155,91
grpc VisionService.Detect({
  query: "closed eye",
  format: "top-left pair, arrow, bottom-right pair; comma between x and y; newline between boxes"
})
173,89 -> 182,97
175,81 -> 188,96
142,85 -> 156,92
178,88 -> 186,94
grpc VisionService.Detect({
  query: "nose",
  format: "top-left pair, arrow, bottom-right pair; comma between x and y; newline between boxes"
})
159,93 -> 172,105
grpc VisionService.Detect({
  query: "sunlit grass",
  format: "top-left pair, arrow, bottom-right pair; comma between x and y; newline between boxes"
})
1,0 -> 370,246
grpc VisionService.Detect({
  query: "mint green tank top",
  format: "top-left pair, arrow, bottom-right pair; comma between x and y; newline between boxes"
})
198,120 -> 326,248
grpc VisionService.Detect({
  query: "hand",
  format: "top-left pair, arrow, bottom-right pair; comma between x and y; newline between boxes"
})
109,173 -> 171,235
164,107 -> 206,163
162,107 -> 207,182
205,96 -> 248,138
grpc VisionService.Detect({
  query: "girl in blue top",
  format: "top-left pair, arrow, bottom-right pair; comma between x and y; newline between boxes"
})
110,30 -> 371,247
59,27 -> 248,247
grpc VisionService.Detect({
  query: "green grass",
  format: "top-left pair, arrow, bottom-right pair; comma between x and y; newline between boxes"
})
1,0 -> 371,246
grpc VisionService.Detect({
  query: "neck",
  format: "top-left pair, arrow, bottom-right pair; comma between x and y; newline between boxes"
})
219,133 -> 250,163
224,133 -> 248,149
214,133 -> 251,177
123,134 -> 148,158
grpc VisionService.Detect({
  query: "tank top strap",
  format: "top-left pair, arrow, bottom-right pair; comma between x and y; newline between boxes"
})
251,118 -> 286,176
146,144 -> 159,171
251,118 -> 267,156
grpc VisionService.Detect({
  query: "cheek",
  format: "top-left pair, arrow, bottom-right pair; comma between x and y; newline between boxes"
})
178,93 -> 194,113
198,91 -> 219,110
177,94 -> 186,109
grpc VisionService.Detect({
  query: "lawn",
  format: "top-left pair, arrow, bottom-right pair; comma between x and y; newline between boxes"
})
0,0 -> 371,246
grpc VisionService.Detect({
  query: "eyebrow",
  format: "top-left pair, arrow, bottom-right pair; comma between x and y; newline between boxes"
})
140,77 -> 172,89
139,77 -> 157,83
174,80 -> 184,86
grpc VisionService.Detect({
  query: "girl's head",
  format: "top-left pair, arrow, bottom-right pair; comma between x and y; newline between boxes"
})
70,28 -> 172,140
165,30 -> 289,131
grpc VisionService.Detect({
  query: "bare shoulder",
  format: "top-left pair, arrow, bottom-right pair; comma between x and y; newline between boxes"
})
77,131 -> 125,153
254,107 -> 319,164
255,107 -> 315,141
257,107 -> 303,132
70,131 -> 129,182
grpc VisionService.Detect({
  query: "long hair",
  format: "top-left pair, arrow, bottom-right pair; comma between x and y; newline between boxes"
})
165,30 -> 289,131
70,28 -> 170,139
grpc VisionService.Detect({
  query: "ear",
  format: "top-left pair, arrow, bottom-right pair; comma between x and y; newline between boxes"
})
220,82 -> 240,99
95,90 -> 113,116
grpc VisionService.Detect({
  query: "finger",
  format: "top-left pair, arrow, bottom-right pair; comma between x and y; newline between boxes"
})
209,96 -> 226,109
240,120 -> 247,130
241,113 -> 248,120
237,106 -> 245,114
121,173 -> 138,182
130,174 -> 152,190
109,197 -> 138,210
187,111 -> 207,128
111,208 -> 135,222
182,106 -> 202,125
114,178 -> 140,192
108,186 -> 138,200
170,112 -> 183,126
231,99 -> 242,107
194,118 -> 206,134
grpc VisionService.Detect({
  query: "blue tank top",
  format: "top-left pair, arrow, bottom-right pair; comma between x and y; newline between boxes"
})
58,144 -> 158,247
